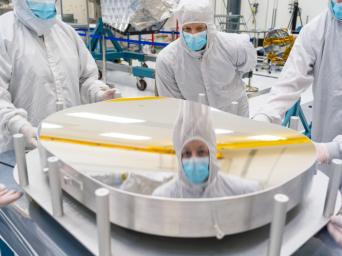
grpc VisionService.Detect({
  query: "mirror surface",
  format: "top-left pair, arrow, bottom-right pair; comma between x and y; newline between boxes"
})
39,98 -> 316,199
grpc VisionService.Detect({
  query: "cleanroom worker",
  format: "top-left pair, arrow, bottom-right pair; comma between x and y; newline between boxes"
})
153,101 -> 260,198
156,0 -> 257,117
253,0 -> 342,249
0,0 -> 115,153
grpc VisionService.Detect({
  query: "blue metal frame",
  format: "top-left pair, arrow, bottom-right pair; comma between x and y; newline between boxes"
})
282,99 -> 312,138
86,18 -> 160,80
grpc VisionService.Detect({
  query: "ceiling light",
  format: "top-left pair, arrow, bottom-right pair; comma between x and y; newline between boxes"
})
67,112 -> 145,124
210,107 -> 221,112
215,129 -> 234,135
41,123 -> 63,129
100,132 -> 151,141
248,135 -> 287,141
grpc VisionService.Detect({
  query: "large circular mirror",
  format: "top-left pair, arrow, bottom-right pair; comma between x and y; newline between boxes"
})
39,97 -> 315,199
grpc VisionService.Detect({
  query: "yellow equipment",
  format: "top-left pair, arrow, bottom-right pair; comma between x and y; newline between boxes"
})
263,29 -> 296,67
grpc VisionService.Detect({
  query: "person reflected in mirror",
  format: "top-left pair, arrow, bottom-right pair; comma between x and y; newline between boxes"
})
0,184 -> 22,207
153,101 -> 260,198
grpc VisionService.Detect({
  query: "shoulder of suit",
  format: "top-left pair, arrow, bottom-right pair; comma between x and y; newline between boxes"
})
157,39 -> 180,64
0,12 -> 15,40
309,9 -> 329,25
152,178 -> 178,197
0,11 -> 15,25
302,9 -> 328,33
300,9 -> 333,44
214,31 -> 250,49
53,19 -> 79,39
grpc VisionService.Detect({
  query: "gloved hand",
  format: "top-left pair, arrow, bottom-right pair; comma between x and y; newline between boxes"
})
0,184 -> 22,207
96,88 -> 117,102
314,136 -> 342,164
252,114 -> 272,123
20,123 -> 38,150
314,143 -> 331,164
328,212 -> 342,247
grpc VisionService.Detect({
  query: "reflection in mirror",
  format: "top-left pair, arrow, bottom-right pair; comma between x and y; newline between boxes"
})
39,98 -> 315,200
152,101 -> 261,198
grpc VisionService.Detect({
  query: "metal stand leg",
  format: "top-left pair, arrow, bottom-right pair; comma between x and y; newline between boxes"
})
96,188 -> 111,256
59,0 -> 64,21
231,101 -> 239,115
102,34 -> 107,84
155,80 -> 159,97
56,101 -> 64,112
48,157 -> 64,217
198,93 -> 207,105
38,143 -> 49,173
324,159 -> 342,218
245,72 -> 259,93
85,0 -> 90,48
289,116 -> 299,131
267,194 -> 289,256
13,134 -> 29,187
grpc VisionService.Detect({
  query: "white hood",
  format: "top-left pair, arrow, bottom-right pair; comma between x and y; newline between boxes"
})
13,0 -> 57,36
175,0 -> 215,28
174,0 -> 217,54
173,100 -> 220,195
152,100 -> 261,198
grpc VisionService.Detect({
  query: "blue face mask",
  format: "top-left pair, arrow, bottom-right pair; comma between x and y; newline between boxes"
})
183,31 -> 208,52
27,0 -> 57,20
182,157 -> 210,185
331,0 -> 342,20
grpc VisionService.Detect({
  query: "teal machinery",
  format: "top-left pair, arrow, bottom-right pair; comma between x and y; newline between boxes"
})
78,0 -> 178,91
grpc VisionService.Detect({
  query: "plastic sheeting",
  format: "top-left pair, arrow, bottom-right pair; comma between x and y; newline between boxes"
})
100,0 -> 178,32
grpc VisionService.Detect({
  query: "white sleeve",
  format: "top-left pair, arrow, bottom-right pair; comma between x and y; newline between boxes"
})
326,136 -> 342,161
69,27 -> 109,104
219,33 -> 257,74
152,178 -> 179,198
254,20 -> 323,123
152,182 -> 174,198
156,53 -> 183,98
235,34 -> 257,74
0,35 -> 29,139
221,175 -> 261,195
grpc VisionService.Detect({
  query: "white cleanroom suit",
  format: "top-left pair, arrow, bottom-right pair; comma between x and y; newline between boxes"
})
153,101 -> 260,198
156,0 -> 257,117
0,0 -> 113,152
